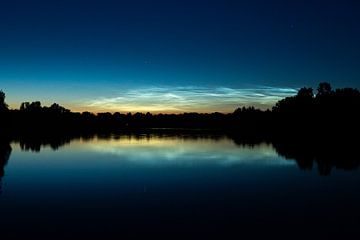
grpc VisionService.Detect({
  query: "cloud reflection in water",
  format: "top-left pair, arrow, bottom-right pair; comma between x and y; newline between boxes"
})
88,136 -> 294,167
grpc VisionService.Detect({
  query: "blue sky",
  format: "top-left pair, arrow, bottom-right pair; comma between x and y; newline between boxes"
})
1,0 -> 359,112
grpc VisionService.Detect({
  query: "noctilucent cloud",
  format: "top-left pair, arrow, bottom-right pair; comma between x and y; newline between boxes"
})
1,0 -> 359,112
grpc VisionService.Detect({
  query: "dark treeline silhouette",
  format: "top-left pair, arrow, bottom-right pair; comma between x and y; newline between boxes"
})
271,82 -> 360,138
0,82 -> 360,140
2,81 -> 358,175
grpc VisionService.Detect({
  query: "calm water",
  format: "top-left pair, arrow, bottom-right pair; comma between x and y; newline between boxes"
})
0,134 -> 359,239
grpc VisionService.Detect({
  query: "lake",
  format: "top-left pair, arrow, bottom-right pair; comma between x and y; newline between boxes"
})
0,134 -> 359,239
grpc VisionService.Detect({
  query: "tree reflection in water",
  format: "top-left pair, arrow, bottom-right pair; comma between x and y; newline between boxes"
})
0,140 -> 11,194
1,133 -> 359,176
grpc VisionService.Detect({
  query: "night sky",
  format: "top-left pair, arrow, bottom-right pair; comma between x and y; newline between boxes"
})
1,0 -> 359,113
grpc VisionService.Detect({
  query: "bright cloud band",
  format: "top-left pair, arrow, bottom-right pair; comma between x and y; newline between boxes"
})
84,86 -> 298,113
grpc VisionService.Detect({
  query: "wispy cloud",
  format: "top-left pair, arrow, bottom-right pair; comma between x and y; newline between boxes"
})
83,86 -> 297,113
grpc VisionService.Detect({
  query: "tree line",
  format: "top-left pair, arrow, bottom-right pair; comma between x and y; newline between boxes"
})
0,82 -> 359,139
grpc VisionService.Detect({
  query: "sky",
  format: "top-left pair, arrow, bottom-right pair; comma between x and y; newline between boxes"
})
0,0 -> 359,113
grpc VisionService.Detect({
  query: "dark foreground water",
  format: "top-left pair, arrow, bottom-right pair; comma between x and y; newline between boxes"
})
0,134 -> 359,239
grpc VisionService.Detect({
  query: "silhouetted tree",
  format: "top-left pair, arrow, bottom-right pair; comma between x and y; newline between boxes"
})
20,102 -> 30,111
317,82 -> 333,97
20,101 -> 42,112
0,82 -> 359,145
0,90 -> 8,112
297,87 -> 314,99
334,87 -> 360,97
48,103 -> 70,114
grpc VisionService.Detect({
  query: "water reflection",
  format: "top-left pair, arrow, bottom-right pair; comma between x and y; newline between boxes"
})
89,136 -> 280,167
0,134 -> 360,239
273,140 -> 360,175
18,136 -> 73,152
0,140 -> 11,193
3,133 -> 360,175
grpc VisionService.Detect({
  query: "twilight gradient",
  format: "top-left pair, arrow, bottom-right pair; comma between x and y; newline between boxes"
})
1,0 -> 359,113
